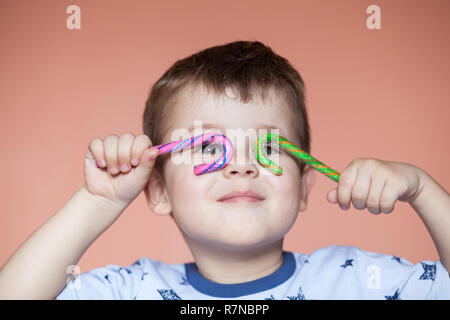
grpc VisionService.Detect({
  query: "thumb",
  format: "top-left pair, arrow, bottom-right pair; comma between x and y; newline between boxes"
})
134,147 -> 159,183
327,188 -> 338,204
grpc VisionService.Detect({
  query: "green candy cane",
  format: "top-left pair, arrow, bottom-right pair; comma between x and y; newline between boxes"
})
255,132 -> 341,183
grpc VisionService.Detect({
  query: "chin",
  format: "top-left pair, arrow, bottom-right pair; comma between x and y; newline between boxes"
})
176,207 -> 297,251
213,237 -> 284,253
211,227 -> 286,251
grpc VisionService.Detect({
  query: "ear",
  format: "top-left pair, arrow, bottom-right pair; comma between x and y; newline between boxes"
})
298,165 -> 316,212
143,169 -> 172,216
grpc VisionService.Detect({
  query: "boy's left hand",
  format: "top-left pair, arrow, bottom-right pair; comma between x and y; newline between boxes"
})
327,158 -> 425,214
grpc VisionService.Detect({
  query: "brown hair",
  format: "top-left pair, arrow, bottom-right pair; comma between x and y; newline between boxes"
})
143,40 -> 311,175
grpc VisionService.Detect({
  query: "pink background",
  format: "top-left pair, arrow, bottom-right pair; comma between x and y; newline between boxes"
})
1,0 -> 449,272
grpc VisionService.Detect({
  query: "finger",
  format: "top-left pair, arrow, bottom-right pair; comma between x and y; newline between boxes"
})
133,147 -> 159,186
379,180 -> 398,214
351,168 -> 371,210
84,148 -> 98,169
366,175 -> 387,215
117,133 -> 135,173
327,188 -> 338,204
89,138 -> 106,168
337,164 -> 358,210
104,135 -> 120,175
131,134 -> 153,167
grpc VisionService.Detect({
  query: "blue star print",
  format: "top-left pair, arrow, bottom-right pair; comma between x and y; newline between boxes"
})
419,263 -> 436,281
133,260 -> 141,266
52,246 -> 450,300
340,259 -> 354,269
119,267 -> 132,274
180,276 -> 189,285
287,285 -> 306,300
157,289 -> 182,300
385,289 -> 401,300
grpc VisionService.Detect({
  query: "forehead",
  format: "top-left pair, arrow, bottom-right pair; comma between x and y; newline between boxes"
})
165,84 -> 299,144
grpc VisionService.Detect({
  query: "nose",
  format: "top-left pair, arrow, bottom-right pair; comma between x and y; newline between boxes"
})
222,162 -> 259,179
222,138 -> 259,179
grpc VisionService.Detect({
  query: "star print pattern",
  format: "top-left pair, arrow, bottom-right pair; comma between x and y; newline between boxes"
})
287,286 -> 306,300
55,246 -> 450,300
180,276 -> 189,285
340,259 -> 354,269
385,289 -> 401,300
133,260 -> 141,266
118,267 -> 132,274
157,289 -> 182,300
419,263 -> 436,281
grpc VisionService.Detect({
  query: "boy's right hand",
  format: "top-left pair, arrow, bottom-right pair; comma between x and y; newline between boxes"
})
83,133 -> 159,208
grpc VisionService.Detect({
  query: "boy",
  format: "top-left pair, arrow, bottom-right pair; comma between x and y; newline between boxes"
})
0,41 -> 449,299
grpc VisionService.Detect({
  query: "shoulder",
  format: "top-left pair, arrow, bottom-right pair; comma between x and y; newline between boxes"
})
290,245 -> 408,287
56,256 -> 186,299
131,256 -> 186,278
304,244 -> 414,266
98,256 -> 186,286
291,245 -> 450,299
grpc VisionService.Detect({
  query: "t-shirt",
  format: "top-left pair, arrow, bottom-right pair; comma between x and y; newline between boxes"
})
55,245 -> 450,300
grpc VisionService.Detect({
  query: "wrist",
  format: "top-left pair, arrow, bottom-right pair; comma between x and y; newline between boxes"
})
79,185 -> 129,214
409,168 -> 429,208
409,168 -> 447,215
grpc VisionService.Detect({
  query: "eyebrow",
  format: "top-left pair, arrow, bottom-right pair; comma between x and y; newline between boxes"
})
187,123 -> 286,137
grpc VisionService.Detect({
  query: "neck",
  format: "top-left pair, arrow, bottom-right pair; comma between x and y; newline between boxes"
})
182,234 -> 284,284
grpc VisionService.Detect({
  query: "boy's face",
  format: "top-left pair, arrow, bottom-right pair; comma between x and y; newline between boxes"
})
145,85 -> 315,251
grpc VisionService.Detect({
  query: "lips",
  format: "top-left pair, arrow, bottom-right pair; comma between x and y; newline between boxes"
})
217,190 -> 265,202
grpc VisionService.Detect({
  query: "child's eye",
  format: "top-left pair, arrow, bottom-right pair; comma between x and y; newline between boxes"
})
264,142 -> 279,156
202,142 -> 217,155
196,142 -> 223,156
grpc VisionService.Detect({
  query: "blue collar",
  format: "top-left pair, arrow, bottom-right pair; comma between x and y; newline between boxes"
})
184,251 -> 295,298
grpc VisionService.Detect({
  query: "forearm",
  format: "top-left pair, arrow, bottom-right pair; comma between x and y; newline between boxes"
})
411,169 -> 450,272
0,185 -> 128,299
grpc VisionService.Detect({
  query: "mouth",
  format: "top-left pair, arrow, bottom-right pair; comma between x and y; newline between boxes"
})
217,191 -> 265,203
218,196 -> 264,203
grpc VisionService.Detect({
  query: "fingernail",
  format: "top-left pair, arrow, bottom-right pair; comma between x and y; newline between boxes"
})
100,160 -> 106,167
149,148 -> 159,160
131,158 -> 139,166
110,166 -> 119,174
120,164 -> 129,172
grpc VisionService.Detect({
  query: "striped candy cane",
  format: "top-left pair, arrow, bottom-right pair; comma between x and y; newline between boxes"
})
255,132 -> 340,182
155,132 -> 234,175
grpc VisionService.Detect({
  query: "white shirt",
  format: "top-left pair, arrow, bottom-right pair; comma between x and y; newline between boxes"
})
56,245 -> 450,300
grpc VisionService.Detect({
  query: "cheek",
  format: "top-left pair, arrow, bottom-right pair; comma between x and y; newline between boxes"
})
165,164 -> 206,205
267,156 -> 302,217
164,163 -> 213,227
276,154 -> 302,191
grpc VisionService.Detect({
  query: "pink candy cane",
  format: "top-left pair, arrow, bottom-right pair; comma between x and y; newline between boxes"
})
154,132 -> 234,175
